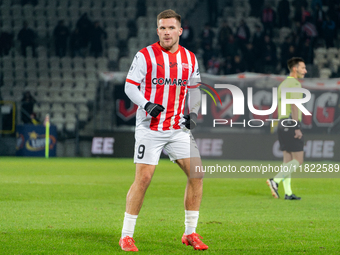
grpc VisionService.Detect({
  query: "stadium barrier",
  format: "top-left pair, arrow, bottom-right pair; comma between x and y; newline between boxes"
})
90,131 -> 340,161
16,124 -> 57,157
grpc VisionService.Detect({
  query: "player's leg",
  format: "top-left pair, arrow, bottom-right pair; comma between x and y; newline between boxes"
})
291,151 -> 304,165
275,151 -> 294,180
283,151 -> 303,200
165,130 -> 203,211
120,163 -> 156,251
176,157 -> 203,211
267,121 -> 289,197
176,157 -> 208,250
120,129 -> 166,251
266,151 -> 290,198
126,163 -> 156,215
268,122 -> 303,198
164,129 -> 208,250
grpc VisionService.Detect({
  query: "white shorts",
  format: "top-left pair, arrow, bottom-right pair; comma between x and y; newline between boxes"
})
134,127 -> 200,165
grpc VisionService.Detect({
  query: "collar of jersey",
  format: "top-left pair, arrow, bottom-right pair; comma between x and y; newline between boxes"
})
156,41 -> 180,55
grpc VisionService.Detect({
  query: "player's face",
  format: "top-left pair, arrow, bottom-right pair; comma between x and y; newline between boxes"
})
157,18 -> 183,53
296,62 -> 307,78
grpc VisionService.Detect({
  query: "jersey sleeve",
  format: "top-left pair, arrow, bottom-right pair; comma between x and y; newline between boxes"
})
124,51 -> 148,108
187,55 -> 201,88
188,87 -> 201,115
187,55 -> 201,114
126,52 -> 146,85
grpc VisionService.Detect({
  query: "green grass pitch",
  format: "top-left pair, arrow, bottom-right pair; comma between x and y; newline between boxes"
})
0,157 -> 339,254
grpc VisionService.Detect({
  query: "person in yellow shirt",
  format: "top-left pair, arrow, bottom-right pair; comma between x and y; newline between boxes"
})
267,57 -> 307,200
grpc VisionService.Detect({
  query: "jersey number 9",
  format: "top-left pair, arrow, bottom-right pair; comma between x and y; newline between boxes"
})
137,145 -> 145,159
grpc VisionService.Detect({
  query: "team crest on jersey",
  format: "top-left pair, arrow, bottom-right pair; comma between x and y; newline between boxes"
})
182,63 -> 190,70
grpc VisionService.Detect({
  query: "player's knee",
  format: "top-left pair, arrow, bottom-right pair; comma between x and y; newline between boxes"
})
138,173 -> 153,188
292,158 -> 303,165
188,176 -> 204,185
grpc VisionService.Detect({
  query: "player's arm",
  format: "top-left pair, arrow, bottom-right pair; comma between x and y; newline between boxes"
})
183,87 -> 201,129
124,82 -> 164,118
291,104 -> 303,139
124,52 -> 164,118
183,56 -> 201,129
291,85 -> 303,139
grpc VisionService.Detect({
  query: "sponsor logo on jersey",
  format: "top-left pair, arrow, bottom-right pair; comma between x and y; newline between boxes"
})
152,78 -> 188,86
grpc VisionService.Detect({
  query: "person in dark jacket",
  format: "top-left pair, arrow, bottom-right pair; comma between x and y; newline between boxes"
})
180,19 -> 195,51
322,15 -> 336,48
53,20 -> 70,57
262,4 -> 276,36
252,25 -> 264,59
218,20 -> 233,58
90,21 -> 107,58
76,13 -> 93,55
0,30 -> 14,56
17,21 -> 36,57
21,91 -> 36,124
261,34 -> 277,73
70,28 -> 82,57
235,19 -> 251,54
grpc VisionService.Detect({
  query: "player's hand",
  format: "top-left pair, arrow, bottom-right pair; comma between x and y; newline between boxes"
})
294,129 -> 303,139
183,113 -> 198,130
144,102 -> 165,118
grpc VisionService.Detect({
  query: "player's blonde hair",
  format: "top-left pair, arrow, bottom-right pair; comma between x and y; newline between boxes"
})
157,9 -> 181,26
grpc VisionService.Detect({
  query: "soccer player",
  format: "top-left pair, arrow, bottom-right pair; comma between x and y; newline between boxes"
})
267,57 -> 307,200
119,9 -> 208,251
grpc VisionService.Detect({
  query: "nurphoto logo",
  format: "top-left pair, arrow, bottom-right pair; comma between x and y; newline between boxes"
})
198,84 -> 312,128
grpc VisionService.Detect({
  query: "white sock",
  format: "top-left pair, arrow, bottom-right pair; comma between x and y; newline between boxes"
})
122,212 -> 138,238
185,210 -> 199,235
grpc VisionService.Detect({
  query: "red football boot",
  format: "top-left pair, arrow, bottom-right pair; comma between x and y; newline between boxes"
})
119,236 -> 138,252
182,233 -> 208,250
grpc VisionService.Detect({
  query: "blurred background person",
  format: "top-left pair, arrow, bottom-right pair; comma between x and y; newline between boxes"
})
76,13 -> 93,56
90,21 -> 107,58
261,4 -> 276,36
235,19 -> 250,54
262,34 -> 277,74
322,15 -> 336,48
180,19 -> 195,51
218,20 -> 233,58
70,28 -> 82,57
53,20 -> 70,57
17,21 -> 36,57
0,29 -> 14,56
21,91 -> 37,124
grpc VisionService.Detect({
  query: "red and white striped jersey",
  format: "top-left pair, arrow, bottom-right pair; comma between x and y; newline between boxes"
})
126,42 -> 201,131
